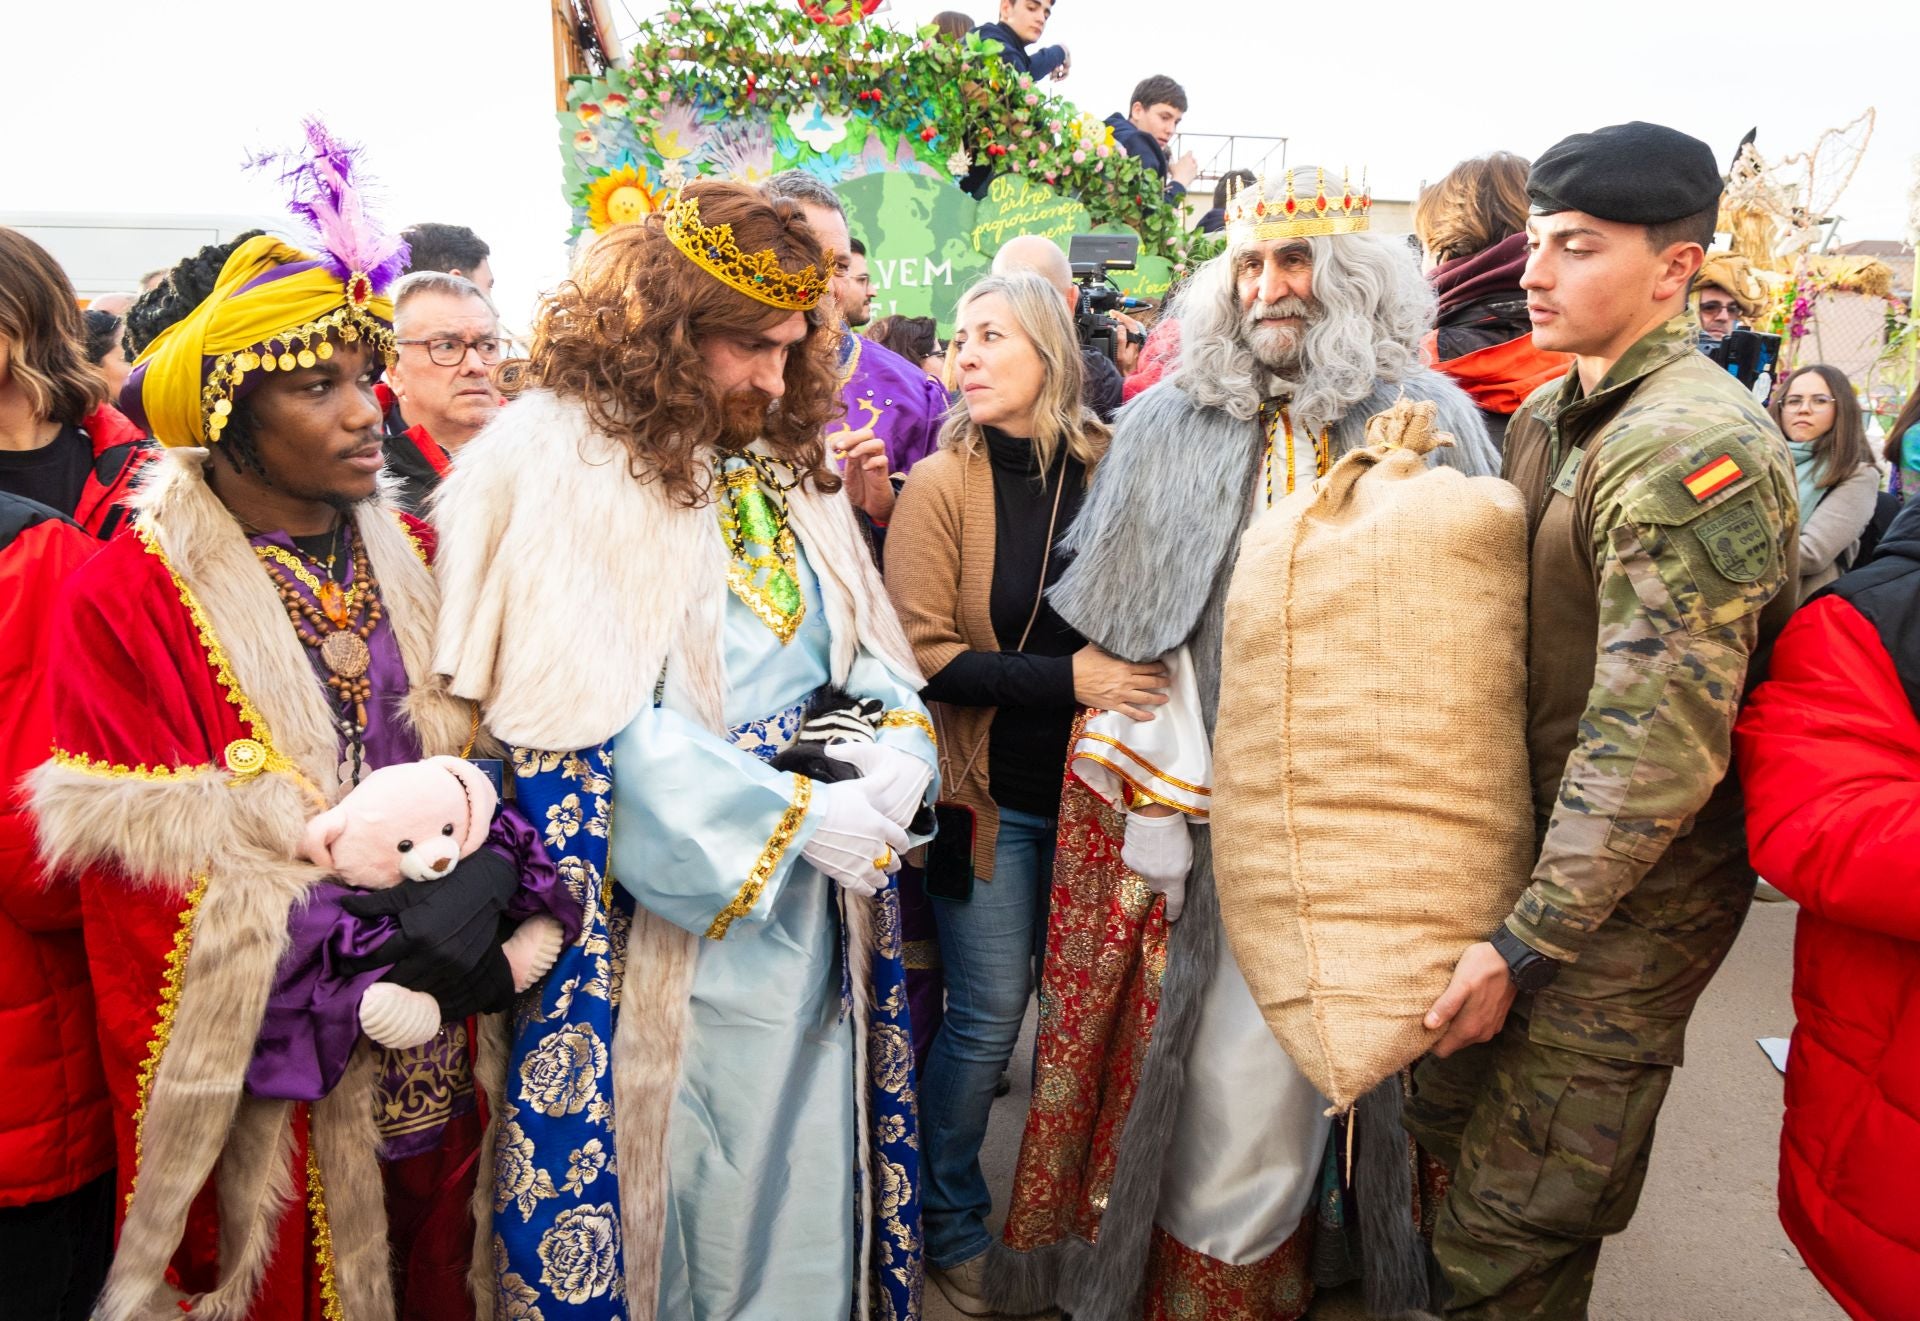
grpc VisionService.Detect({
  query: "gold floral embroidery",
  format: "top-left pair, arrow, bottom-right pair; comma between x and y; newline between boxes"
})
374,1023 -> 474,1140
494,1107 -> 561,1222
705,773 -> 812,940
537,1202 -> 622,1304
561,751 -> 611,796
870,1022 -> 912,1095
495,1236 -> 547,1321
517,1022 -> 608,1117
879,709 -> 938,746
544,794 -> 583,851
124,871 -> 208,1209
561,1139 -> 608,1194
513,748 -> 566,776
50,748 -> 210,782
305,1145 -> 345,1321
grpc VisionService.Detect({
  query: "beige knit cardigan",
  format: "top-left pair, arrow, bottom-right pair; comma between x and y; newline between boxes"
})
884,446 -> 1011,880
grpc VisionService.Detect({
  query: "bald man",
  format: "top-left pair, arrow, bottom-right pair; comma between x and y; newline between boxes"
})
992,234 -> 1128,421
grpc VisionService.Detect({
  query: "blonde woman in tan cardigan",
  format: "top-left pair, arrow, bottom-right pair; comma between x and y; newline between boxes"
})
885,272 -> 1170,1314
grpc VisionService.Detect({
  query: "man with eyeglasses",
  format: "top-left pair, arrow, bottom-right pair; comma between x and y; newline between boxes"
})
1692,251 -> 1764,348
382,270 -> 506,512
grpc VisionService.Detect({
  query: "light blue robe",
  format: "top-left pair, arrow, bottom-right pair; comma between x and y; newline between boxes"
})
496,534 -> 935,1321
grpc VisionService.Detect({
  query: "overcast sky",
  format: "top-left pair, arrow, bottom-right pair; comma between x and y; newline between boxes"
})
3,0 -> 1914,327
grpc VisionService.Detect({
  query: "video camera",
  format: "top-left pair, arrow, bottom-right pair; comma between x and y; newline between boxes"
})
1701,328 -> 1781,396
1068,233 -> 1145,362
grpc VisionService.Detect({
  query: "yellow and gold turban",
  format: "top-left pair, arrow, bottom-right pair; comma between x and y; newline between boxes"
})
125,234 -> 397,449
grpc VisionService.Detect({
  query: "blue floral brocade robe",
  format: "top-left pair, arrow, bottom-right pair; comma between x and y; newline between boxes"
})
494,538 -> 935,1321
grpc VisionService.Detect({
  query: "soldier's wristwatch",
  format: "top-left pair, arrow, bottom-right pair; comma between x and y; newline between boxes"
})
1489,926 -> 1560,993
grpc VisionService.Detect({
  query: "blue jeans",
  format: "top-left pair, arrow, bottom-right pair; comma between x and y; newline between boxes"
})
919,805 -> 1056,1269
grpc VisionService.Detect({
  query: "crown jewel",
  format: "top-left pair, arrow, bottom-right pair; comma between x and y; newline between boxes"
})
664,191 -> 828,312
1227,168 -> 1373,241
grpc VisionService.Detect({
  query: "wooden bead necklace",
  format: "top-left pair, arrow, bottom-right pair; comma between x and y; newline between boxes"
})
254,521 -> 384,778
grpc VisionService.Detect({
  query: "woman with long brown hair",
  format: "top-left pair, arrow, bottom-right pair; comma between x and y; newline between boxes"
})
1770,362 -> 1881,600
0,228 -> 150,537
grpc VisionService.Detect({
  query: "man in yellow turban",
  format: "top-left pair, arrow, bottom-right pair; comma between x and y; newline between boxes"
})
29,124 -> 500,1321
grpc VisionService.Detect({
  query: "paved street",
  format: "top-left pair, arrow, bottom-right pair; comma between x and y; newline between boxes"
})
926,899 -> 1840,1321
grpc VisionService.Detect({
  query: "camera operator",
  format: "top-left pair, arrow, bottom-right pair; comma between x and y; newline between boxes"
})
992,234 -> 1143,422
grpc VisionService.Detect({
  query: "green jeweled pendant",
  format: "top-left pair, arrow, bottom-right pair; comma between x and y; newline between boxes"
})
735,485 -> 780,545
767,567 -> 802,616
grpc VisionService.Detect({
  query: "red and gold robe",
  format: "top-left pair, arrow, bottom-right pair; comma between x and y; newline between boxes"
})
30,452 -> 483,1321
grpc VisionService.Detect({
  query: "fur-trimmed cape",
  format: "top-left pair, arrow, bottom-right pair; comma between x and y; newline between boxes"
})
28,450 -> 476,1321
430,388 -> 925,1319
986,369 -> 1495,1320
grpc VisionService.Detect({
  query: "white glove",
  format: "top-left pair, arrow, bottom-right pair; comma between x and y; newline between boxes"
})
1122,810 -> 1191,922
359,982 -> 442,1049
801,780 -> 909,898
502,915 -> 566,993
824,741 -> 933,830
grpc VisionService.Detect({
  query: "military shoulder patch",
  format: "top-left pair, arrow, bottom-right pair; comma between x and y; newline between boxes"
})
1693,497 -> 1772,583
1682,453 -> 1744,502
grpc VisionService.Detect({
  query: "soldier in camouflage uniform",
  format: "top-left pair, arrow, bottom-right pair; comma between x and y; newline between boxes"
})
1403,122 -> 1800,1318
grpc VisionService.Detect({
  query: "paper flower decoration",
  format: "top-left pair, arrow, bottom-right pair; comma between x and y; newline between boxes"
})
585,166 -> 663,232
786,102 -> 850,152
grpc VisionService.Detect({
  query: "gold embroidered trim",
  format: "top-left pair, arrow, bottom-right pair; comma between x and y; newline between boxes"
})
1072,731 -> 1212,796
135,527 -> 325,808
305,1145 -> 345,1321
50,748 -> 210,782
706,773 -> 812,940
879,709 -> 938,747
1075,752 -> 1209,818
396,513 -> 429,566
124,871 -> 210,1209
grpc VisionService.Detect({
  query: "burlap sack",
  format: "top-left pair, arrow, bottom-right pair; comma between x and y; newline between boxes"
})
1211,400 -> 1533,1111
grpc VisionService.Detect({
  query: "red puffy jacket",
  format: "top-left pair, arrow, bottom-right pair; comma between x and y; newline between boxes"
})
1735,531 -> 1920,1320
0,492 -> 113,1206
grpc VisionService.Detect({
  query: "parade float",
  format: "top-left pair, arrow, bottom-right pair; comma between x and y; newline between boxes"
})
548,0 -> 1223,329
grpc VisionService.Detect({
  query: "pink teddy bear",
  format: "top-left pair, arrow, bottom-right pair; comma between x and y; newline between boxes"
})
300,756 -> 565,1049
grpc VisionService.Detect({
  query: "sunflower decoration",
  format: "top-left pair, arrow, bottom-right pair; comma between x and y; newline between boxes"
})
584,166 -> 664,232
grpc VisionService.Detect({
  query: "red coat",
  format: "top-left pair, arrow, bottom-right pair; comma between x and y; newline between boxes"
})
1736,587 -> 1920,1321
0,493 -> 113,1206
70,403 -> 155,540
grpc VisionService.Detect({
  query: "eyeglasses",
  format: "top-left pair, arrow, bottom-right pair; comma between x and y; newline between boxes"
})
397,336 -> 505,367
1783,395 -> 1836,410
1697,300 -> 1739,317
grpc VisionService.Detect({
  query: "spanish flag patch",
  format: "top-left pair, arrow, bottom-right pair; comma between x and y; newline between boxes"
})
1683,453 -> 1743,502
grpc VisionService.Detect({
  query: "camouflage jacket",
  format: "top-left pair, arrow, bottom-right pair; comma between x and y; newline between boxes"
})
1502,315 -> 1798,966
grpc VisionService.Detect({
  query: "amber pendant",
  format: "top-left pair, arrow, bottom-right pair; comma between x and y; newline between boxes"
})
317,580 -> 349,628
320,629 -> 370,678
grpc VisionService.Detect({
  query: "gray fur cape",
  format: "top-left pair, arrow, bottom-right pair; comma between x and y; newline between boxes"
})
982,367 -> 1495,1320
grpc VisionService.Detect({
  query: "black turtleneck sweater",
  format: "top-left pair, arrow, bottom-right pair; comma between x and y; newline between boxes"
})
922,427 -> 1088,818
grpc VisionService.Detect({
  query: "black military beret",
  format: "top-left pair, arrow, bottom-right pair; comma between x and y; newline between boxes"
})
1528,122 -> 1722,224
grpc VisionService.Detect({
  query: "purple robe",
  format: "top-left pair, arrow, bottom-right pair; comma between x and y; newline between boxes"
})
242,521 -> 582,1110
838,331 -> 952,476
247,805 -> 580,1101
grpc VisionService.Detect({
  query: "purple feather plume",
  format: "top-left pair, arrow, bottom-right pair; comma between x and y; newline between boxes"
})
247,119 -> 409,293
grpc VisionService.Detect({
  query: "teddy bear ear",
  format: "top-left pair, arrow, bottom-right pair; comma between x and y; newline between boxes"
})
299,806 -> 351,869
424,755 -> 499,851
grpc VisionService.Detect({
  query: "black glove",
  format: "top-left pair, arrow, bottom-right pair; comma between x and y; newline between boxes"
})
339,849 -> 522,1016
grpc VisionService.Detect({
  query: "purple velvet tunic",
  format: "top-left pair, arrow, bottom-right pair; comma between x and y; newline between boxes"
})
838,331 -> 953,476
246,807 -> 578,1102
242,522 -> 583,1131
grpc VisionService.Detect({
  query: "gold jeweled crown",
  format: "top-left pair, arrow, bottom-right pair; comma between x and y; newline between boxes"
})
1227,168 -> 1373,242
664,191 -> 828,312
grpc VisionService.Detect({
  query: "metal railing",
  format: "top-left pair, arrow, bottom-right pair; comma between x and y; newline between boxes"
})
1168,133 -> 1289,189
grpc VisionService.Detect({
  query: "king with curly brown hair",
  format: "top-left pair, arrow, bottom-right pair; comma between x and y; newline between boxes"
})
432,179 -> 938,1321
